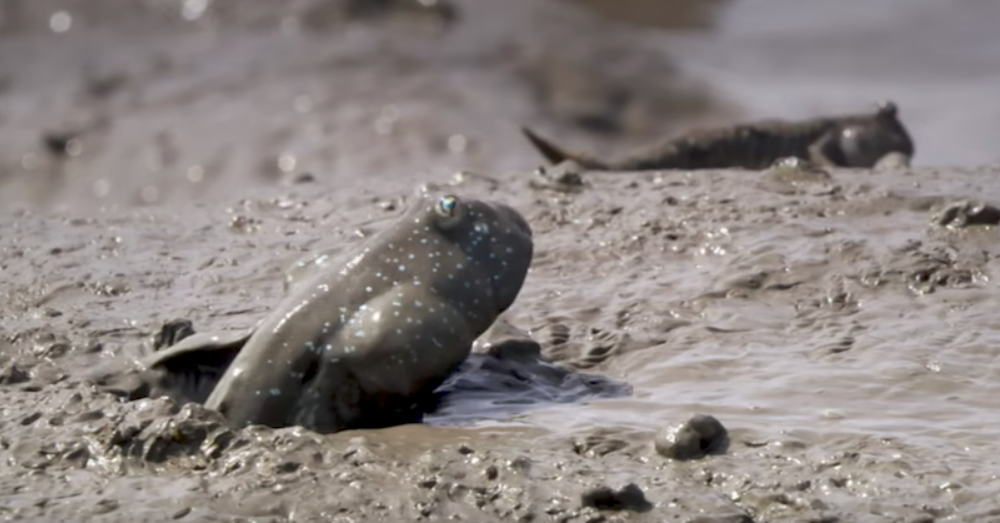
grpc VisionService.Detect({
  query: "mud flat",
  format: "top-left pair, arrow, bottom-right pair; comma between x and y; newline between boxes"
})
3,0 -> 1000,521
3,162 -> 1000,522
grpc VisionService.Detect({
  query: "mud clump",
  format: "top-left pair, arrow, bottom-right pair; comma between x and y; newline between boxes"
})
933,200 -> 1000,228
655,414 -> 729,461
109,401 -> 236,464
0,363 -> 31,385
581,481 -> 653,512
529,161 -> 588,193
138,405 -> 236,463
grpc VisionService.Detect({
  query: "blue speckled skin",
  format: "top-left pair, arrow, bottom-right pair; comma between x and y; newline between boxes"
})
195,192 -> 533,433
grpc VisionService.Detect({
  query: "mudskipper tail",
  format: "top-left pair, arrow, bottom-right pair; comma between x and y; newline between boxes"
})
520,127 -> 609,170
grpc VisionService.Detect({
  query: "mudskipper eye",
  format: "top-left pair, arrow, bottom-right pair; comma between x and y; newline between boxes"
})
436,195 -> 459,217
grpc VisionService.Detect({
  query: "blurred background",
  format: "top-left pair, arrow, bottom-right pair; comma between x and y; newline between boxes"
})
1,0 -> 997,210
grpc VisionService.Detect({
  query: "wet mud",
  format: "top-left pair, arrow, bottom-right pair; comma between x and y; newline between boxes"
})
2,0 -> 1000,522
4,164 -> 1000,521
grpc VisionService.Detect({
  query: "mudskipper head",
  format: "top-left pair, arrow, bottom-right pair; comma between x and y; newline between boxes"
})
403,191 -> 534,315
840,100 -> 916,167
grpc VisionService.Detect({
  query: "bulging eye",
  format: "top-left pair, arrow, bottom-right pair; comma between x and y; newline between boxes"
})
436,195 -> 459,217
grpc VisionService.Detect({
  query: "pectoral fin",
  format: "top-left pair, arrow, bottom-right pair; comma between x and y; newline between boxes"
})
139,329 -> 252,404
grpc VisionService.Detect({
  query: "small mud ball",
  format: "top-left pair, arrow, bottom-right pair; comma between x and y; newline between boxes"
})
654,414 -> 729,461
933,200 -> 1000,229
580,482 -> 652,512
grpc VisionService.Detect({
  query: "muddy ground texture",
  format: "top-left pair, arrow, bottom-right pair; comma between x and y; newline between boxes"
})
3,1 -> 1000,522
3,165 -> 1000,522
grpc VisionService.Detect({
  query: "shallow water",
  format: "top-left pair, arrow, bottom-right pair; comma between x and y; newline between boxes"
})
2,1 -> 1000,521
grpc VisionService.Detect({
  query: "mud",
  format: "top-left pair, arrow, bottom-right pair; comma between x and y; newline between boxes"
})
3,0 -> 1000,522
4,164 -> 1000,521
